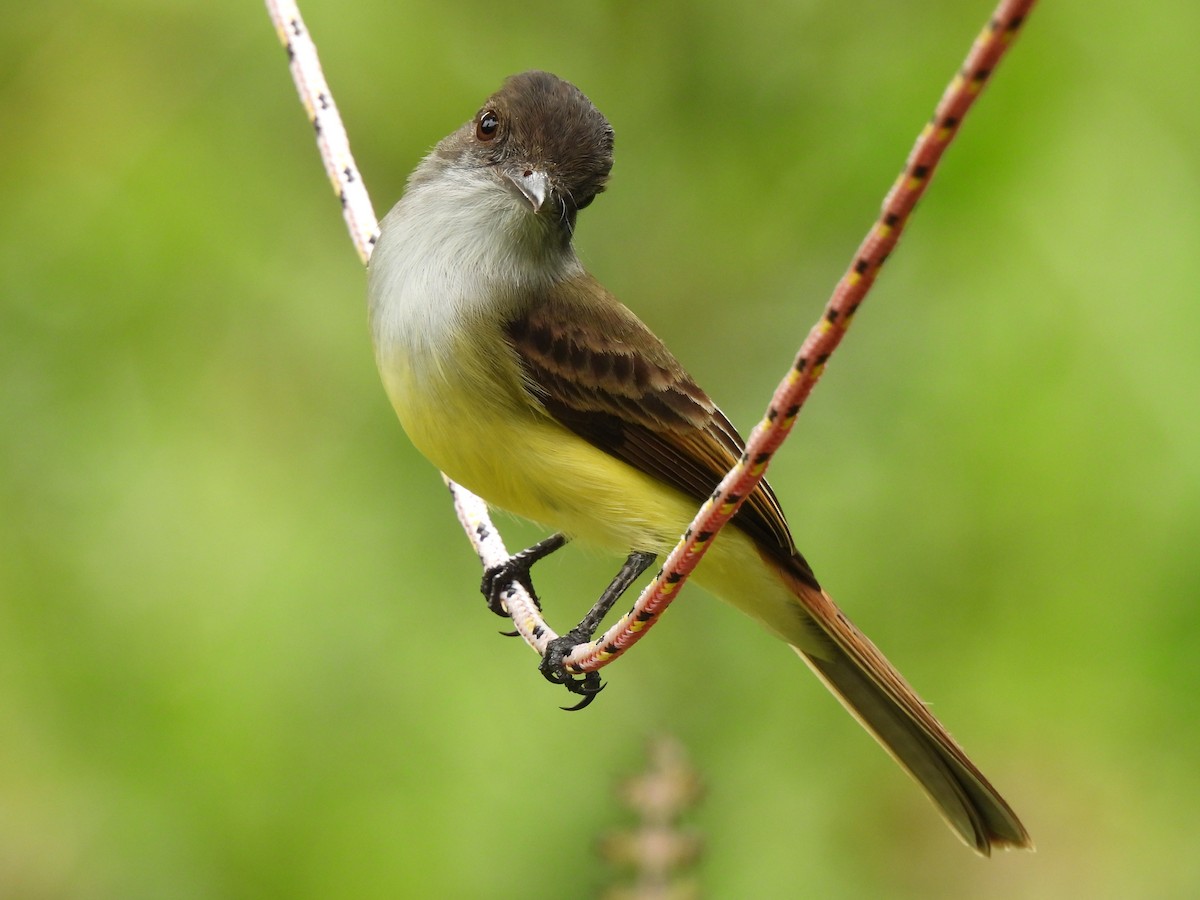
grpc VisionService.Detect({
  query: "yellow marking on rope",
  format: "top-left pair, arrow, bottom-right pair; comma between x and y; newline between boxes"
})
877,222 -> 893,239
847,271 -> 862,287
937,126 -> 953,142
811,362 -> 827,380
660,581 -> 678,596
629,617 -> 648,633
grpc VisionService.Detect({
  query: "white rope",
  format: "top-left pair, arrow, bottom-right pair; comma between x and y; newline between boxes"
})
264,0 -> 556,652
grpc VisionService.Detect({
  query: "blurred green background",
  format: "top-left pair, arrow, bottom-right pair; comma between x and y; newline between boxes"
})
3,0 -> 1198,896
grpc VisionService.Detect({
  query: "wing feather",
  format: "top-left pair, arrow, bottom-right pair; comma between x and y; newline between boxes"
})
504,275 -> 817,586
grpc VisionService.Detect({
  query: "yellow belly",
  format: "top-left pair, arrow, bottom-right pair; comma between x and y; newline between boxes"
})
386,352 -> 688,552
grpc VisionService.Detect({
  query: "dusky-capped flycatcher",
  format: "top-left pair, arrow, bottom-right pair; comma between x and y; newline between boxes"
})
367,71 -> 1030,854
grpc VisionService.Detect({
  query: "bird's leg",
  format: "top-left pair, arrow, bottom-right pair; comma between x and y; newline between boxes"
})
481,533 -> 568,619
540,550 -> 657,710
563,550 -> 659,646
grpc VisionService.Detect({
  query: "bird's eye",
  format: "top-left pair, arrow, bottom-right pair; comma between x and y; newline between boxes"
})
476,110 -> 500,142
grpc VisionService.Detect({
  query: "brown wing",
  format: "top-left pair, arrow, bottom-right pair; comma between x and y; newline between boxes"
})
504,275 -> 818,587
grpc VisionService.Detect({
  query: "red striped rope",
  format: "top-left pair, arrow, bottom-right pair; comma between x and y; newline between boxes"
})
564,0 -> 1039,674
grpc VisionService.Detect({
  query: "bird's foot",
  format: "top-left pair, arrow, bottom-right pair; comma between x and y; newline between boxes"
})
480,533 -> 568,618
540,629 -> 605,711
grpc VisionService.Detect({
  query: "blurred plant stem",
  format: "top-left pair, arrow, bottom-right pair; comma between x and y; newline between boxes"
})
601,736 -> 704,900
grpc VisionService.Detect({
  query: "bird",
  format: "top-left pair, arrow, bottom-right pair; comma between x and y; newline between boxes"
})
367,70 -> 1031,854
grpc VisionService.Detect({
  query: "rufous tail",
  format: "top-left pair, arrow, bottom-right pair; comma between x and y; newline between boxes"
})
776,559 -> 1032,854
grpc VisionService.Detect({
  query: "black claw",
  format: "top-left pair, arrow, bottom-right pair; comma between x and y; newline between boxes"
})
480,534 -> 567,617
498,628 -> 520,637
560,676 -> 605,711
481,563 -> 536,617
539,631 -> 606,711
539,633 -> 579,683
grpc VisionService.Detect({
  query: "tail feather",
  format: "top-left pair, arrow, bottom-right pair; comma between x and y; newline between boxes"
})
796,644 -> 1028,853
776,561 -> 1031,854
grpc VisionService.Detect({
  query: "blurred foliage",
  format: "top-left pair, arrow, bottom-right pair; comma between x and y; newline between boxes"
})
2,0 -> 1199,896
